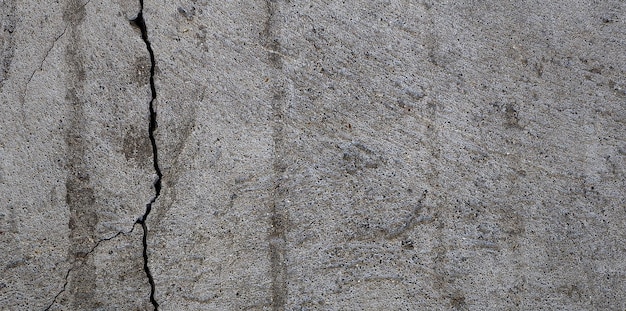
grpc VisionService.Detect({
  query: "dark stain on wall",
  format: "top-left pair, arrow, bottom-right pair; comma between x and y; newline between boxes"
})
263,0 -> 288,309
62,0 -> 98,309
504,103 -> 522,129
123,124 -> 152,167
0,0 -> 16,90
133,55 -> 151,86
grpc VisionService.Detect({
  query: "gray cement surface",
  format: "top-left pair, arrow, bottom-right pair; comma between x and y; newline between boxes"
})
1,0 -> 625,310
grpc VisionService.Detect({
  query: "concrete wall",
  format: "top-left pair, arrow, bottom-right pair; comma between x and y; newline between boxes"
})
1,0 -> 625,310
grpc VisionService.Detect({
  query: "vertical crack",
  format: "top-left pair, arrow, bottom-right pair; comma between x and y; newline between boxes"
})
131,0 -> 161,310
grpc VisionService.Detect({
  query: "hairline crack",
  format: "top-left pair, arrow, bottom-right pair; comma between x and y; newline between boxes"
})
43,228 -> 135,311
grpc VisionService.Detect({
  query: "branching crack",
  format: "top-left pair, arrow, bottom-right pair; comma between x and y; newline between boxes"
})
131,0 -> 161,310
44,229 -> 134,311
41,0 -> 160,309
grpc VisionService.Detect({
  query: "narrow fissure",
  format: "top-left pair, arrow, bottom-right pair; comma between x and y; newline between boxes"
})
44,230 -> 132,310
131,0 -> 161,310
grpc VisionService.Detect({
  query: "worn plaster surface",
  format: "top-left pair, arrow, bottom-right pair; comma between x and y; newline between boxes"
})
1,0 -> 625,310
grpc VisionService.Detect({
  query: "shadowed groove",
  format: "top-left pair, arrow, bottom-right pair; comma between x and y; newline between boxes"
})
131,0 -> 161,309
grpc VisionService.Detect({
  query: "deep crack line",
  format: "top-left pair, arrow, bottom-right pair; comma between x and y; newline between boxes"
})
131,0 -> 161,310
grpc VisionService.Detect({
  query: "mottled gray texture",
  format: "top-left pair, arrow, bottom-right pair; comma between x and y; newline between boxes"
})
2,0 -> 625,310
1,0 -> 152,310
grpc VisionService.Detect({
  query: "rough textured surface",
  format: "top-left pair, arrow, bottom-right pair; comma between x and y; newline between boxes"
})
1,0 -> 625,310
1,0 -> 153,309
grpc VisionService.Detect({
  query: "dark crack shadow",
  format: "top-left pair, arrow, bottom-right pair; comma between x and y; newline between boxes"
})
130,0 -> 161,310
42,0 -> 160,309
